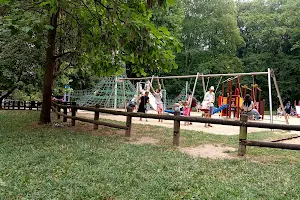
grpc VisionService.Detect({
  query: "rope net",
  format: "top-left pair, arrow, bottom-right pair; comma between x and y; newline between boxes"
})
71,76 -> 136,108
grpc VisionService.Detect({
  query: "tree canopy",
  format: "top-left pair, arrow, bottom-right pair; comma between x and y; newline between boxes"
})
237,0 -> 300,103
1,0 -> 300,118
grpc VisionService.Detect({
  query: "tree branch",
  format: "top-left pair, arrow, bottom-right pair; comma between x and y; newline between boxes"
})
0,86 -> 18,103
63,9 -> 94,37
95,0 -> 113,10
79,0 -> 98,19
54,51 -> 75,59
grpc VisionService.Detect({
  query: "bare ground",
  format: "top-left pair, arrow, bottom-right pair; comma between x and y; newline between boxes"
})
180,144 -> 236,159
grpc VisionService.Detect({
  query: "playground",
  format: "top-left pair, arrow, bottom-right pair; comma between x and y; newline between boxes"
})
69,69 -> 300,137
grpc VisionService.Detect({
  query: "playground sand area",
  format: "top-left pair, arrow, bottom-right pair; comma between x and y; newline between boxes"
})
77,110 -> 300,136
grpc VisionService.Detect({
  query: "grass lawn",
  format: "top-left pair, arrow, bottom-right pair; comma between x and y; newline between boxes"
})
1,110 -> 300,199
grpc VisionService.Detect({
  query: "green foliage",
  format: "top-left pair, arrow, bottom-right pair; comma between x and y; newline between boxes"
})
0,29 -> 44,99
237,0 -> 300,103
11,89 -> 42,101
1,0 -> 183,98
163,0 -> 244,99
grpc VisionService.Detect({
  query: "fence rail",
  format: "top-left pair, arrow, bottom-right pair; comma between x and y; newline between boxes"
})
1,100 -> 42,110
52,101 -> 300,156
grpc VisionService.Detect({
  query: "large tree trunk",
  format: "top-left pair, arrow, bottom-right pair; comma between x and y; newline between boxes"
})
39,11 -> 59,124
0,86 -> 17,109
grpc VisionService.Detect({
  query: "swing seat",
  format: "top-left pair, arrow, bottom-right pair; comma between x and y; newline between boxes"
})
164,109 -> 184,115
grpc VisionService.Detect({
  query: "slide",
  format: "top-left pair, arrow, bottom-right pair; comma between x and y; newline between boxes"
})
212,104 -> 229,115
140,89 -> 157,111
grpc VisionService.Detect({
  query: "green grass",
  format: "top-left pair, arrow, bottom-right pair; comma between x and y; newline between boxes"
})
1,110 -> 300,199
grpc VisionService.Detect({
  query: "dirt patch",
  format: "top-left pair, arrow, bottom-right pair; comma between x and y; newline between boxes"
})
129,137 -> 159,145
180,144 -> 236,159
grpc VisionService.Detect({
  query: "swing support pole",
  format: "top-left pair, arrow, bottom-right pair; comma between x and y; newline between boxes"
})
122,80 -> 126,111
271,69 -> 289,125
185,81 -> 188,98
114,76 -> 118,109
201,73 -> 206,95
267,68 -> 273,124
189,72 -> 199,109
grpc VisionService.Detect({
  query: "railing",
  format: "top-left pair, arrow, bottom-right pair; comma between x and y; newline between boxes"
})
52,102 -> 300,156
1,100 -> 42,110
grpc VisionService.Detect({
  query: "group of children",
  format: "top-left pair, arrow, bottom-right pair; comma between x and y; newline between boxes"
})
128,80 -> 164,122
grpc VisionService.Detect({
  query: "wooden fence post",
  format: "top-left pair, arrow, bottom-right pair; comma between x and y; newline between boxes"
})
238,114 -> 248,156
71,102 -> 76,126
63,102 -> 68,122
32,101 -> 36,110
57,102 -> 61,119
94,104 -> 100,130
3,101 -> 6,109
17,101 -> 21,110
24,101 -> 26,110
173,110 -> 181,146
29,101 -> 32,110
125,106 -> 133,137
12,101 -> 15,110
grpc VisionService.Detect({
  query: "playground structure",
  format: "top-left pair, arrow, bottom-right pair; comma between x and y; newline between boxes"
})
71,77 -> 136,109
70,76 -> 166,111
217,76 -> 265,119
119,69 -> 289,124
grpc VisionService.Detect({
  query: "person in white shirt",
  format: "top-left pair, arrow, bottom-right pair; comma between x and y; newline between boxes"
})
151,83 -> 163,122
240,94 -> 260,120
203,86 -> 215,127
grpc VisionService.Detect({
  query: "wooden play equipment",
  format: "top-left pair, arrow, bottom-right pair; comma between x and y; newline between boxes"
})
218,76 -> 242,118
218,76 -> 265,119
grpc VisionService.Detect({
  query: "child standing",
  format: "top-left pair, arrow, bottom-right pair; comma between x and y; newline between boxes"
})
128,95 -> 137,112
183,101 -> 190,126
137,91 -> 150,121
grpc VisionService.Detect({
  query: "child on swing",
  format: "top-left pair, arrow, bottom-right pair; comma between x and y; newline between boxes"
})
150,80 -> 164,122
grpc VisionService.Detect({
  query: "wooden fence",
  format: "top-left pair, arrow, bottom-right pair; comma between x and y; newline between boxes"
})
52,101 -> 300,156
2,100 -> 43,110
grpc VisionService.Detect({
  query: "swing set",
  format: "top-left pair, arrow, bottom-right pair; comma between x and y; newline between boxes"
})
119,68 -> 289,125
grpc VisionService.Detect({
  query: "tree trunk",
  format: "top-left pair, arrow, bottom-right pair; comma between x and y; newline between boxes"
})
39,11 -> 59,124
0,87 -> 17,109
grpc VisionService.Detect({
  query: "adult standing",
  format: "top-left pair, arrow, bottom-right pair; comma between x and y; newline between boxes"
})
150,83 -> 163,122
203,86 -> 215,127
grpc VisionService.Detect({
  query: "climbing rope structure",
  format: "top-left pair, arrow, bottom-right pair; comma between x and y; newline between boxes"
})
71,76 -> 136,108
